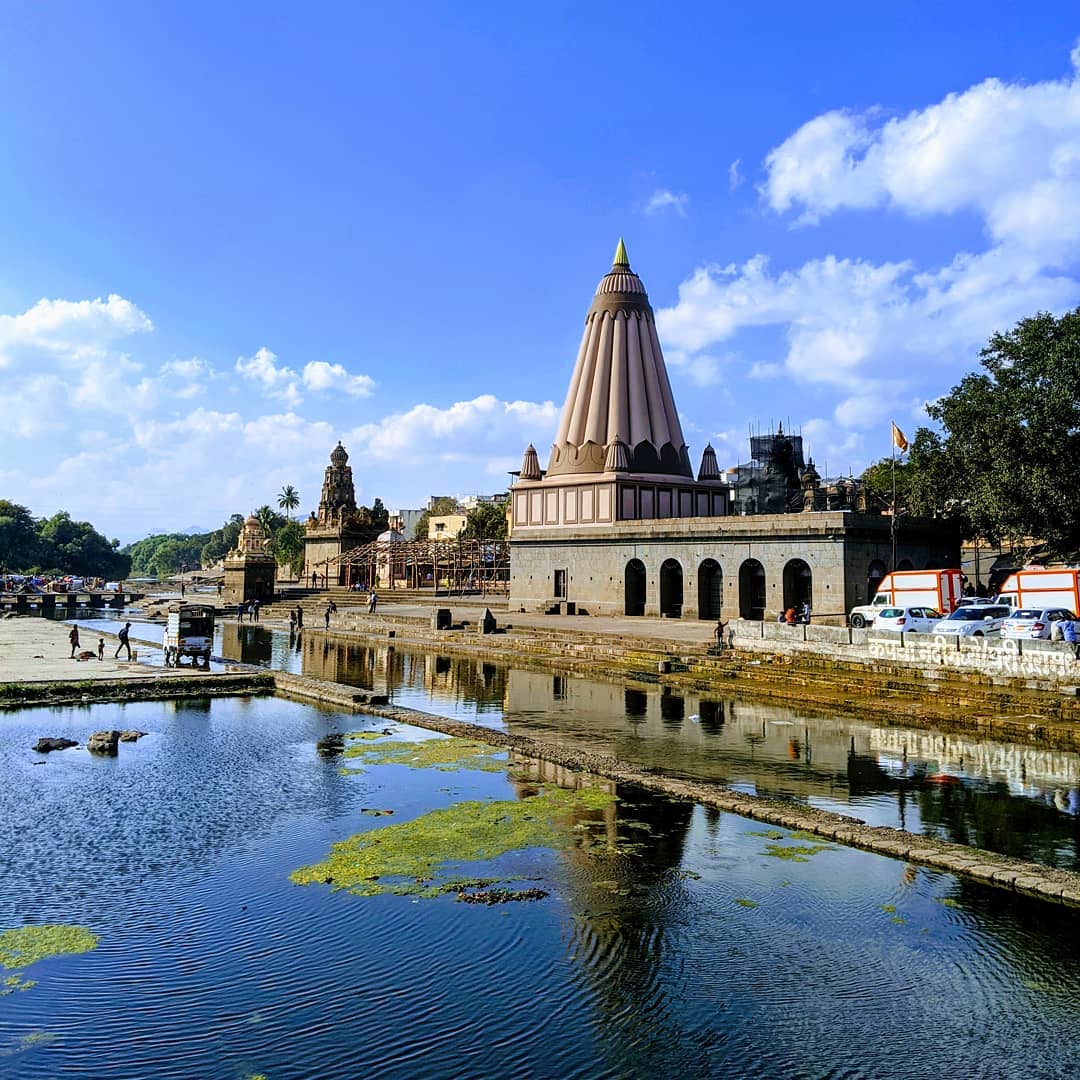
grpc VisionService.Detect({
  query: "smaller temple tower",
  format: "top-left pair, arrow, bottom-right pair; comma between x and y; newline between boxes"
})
223,513 -> 277,604
304,442 -> 366,585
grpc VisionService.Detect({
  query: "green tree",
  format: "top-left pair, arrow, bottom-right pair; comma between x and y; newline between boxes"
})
254,505 -> 286,538
368,497 -> 389,534
910,308 -> 1080,559
0,501 -> 41,572
36,512 -> 131,579
858,458 -> 912,513
269,519 -> 306,576
277,485 -> 300,520
201,515 -> 244,567
414,497 -> 459,540
123,532 -> 210,578
459,501 -> 508,540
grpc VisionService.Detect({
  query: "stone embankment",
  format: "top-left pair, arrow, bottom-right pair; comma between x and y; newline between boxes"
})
303,605 -> 1080,748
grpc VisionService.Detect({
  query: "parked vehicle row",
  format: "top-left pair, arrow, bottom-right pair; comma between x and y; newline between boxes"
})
871,602 -> 1078,639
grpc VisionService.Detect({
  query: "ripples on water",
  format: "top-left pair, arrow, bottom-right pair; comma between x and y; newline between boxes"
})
1,695 -> 1079,1077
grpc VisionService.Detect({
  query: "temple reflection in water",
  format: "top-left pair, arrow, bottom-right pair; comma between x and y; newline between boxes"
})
217,626 -> 1080,868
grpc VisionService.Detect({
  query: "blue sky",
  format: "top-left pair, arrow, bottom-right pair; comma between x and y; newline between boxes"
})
3,2 -> 1080,541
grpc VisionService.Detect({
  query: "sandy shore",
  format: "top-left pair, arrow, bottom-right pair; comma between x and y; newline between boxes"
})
0,616 -> 165,684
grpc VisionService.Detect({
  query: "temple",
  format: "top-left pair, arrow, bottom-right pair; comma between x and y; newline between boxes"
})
223,513 -> 276,604
304,442 -> 368,584
509,242 -> 956,620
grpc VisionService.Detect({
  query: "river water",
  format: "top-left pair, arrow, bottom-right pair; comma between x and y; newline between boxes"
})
66,615 -> 1080,871
1,692 -> 1079,1078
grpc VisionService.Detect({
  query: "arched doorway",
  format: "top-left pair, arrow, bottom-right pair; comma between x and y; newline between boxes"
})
782,559 -> 813,613
897,559 -> 914,571
660,559 -> 683,618
624,559 -> 646,616
739,559 -> 766,620
867,559 -> 887,604
698,559 -> 722,620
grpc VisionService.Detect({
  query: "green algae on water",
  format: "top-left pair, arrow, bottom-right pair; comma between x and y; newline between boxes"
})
761,842 -> 834,863
342,735 -> 507,773
292,784 -> 617,898
0,925 -> 99,971
733,898 -> 759,908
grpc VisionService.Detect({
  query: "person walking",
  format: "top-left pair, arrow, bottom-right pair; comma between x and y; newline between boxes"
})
288,609 -> 297,635
368,589 -> 377,614
69,623 -> 80,658
114,622 -> 132,661
295,605 -> 304,631
237,601 -> 245,624
798,601 -> 812,625
324,604 -> 331,631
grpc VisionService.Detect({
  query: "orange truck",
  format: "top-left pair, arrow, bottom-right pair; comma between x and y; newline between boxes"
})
995,568 -> 1080,614
848,569 -> 964,628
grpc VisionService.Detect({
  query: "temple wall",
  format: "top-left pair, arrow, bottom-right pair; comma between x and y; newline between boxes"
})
511,477 -> 727,529
509,512 -> 956,621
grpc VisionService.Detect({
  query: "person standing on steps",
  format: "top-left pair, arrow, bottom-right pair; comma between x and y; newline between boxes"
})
114,622 -> 132,661
252,598 -> 261,623
295,605 -> 304,631
324,604 -> 332,630
69,623 -> 80,658
368,589 -> 378,614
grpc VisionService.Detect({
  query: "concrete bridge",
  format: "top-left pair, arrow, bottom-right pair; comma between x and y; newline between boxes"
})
0,590 -> 143,615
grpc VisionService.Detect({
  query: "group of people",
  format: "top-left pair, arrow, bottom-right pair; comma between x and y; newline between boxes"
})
236,598 -> 261,623
67,621 -> 132,661
779,602 -> 812,626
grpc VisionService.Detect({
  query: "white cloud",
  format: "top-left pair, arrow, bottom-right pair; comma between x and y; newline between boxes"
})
301,360 -> 375,397
645,188 -> 689,217
235,346 -> 302,406
762,39 -> 1080,265
348,394 -> 557,464
0,294 -> 152,369
728,159 -> 743,191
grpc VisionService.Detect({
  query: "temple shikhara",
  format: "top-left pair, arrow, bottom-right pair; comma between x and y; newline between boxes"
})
509,241 -> 956,619
304,442 -> 366,584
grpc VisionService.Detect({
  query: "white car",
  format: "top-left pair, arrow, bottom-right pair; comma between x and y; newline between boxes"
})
931,604 -> 1011,637
872,606 -> 942,633
1000,607 -> 1078,640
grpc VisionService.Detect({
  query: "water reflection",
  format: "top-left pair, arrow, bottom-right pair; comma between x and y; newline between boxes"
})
56,618 -> 1080,870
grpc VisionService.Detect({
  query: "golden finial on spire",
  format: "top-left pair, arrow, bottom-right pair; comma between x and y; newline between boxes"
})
613,237 -> 629,267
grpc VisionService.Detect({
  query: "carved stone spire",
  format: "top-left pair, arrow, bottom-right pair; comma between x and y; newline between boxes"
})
547,240 -> 692,479
519,443 -> 541,481
697,444 -> 721,482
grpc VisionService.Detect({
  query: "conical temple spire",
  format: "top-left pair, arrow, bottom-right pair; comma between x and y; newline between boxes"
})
547,244 -> 692,479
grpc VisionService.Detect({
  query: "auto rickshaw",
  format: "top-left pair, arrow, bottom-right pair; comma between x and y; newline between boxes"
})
163,603 -> 215,668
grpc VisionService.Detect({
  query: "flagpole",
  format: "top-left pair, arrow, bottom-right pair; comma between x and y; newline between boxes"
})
890,438 -> 897,571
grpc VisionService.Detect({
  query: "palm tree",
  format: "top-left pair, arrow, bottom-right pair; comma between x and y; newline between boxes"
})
254,505 -> 278,538
278,485 -> 300,521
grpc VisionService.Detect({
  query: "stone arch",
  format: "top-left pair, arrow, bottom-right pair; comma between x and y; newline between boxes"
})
660,558 -> 683,618
739,559 -> 766,620
783,558 -> 813,613
697,558 -> 722,620
624,559 -> 646,617
897,559 -> 914,571
867,559 -> 887,600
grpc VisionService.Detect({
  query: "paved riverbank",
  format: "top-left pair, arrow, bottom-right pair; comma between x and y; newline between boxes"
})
0,617 -> 273,706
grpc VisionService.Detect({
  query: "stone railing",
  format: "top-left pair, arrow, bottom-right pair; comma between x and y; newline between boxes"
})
731,619 -> 1080,689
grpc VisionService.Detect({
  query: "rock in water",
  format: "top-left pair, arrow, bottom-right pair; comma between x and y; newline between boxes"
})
86,730 -> 120,755
33,737 -> 78,753
118,730 -> 148,742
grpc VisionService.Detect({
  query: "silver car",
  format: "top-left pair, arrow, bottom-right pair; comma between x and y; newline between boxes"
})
931,604 -> 1011,637
1000,607 -> 1078,640
872,606 -> 942,633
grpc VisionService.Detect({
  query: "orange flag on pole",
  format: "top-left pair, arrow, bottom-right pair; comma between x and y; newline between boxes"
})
891,422 -> 909,453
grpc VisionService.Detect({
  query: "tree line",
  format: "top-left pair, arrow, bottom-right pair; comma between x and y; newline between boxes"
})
860,308 -> 1080,562
0,504 -> 131,579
